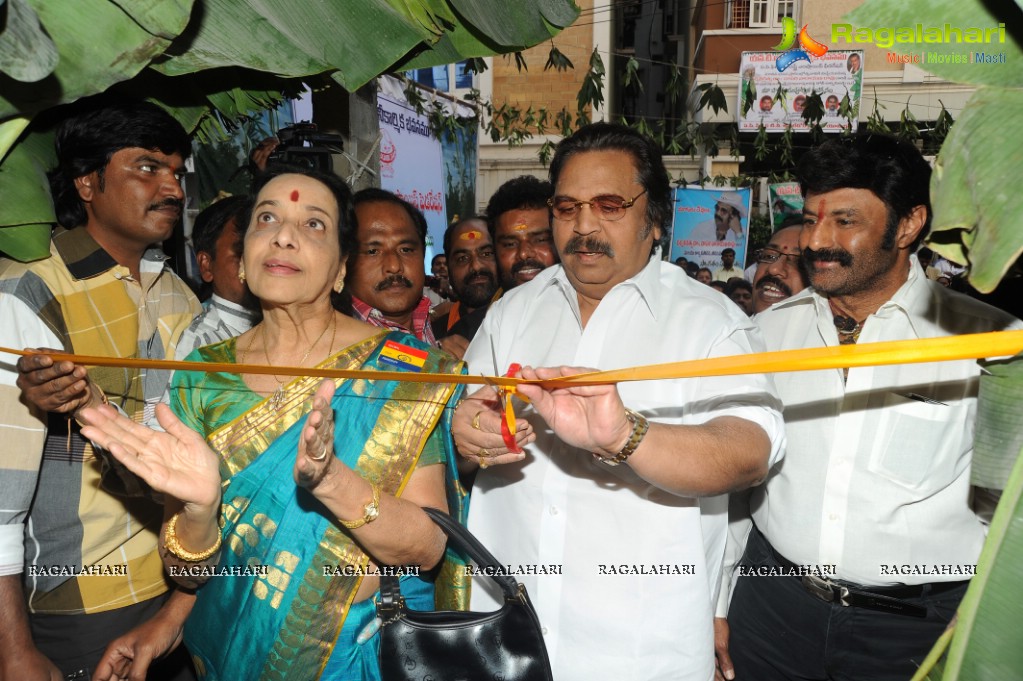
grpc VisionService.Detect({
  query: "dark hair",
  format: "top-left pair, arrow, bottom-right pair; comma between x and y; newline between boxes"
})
192,196 -> 251,258
777,214 -> 804,230
431,254 -> 447,267
485,175 -> 553,238
697,267 -> 713,278
725,278 -> 753,296
549,122 -> 672,253
721,248 -> 736,258
443,215 -> 488,258
797,134 -> 932,250
47,98 -> 192,229
243,164 -> 357,258
352,187 -> 428,248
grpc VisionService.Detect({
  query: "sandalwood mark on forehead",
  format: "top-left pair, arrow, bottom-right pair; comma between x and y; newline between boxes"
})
290,190 -> 300,202
512,223 -> 529,232
460,230 -> 483,241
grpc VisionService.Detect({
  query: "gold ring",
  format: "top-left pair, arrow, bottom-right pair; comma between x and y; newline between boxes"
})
479,448 -> 490,458
309,442 -> 329,461
479,456 -> 489,469
471,410 -> 484,430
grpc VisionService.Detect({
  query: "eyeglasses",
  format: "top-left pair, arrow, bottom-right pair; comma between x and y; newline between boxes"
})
756,248 -> 802,265
547,189 -> 648,222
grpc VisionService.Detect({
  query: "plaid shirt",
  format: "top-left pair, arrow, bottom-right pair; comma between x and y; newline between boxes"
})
349,294 -> 437,345
0,227 -> 200,614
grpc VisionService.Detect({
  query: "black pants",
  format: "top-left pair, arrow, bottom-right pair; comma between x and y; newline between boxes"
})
727,527 -> 966,681
30,595 -> 195,681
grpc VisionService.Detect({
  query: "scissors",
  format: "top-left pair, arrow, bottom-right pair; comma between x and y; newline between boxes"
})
482,338 -> 522,454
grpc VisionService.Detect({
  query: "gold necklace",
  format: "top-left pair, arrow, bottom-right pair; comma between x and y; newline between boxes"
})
247,313 -> 337,410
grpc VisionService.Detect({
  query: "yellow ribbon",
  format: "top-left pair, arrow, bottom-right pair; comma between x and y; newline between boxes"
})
2,329 -> 1021,390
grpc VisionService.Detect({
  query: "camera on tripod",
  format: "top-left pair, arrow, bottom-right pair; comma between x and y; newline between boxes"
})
267,123 -> 344,173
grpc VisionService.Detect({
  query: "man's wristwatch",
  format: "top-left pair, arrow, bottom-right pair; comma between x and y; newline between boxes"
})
594,408 -> 649,466
339,485 -> 381,530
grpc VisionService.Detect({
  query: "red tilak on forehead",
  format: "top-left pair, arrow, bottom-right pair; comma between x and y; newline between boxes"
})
290,190 -> 299,202
817,198 -> 825,222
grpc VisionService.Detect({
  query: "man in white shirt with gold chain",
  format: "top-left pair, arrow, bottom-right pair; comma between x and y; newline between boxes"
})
715,135 -> 1022,681
451,123 -> 785,681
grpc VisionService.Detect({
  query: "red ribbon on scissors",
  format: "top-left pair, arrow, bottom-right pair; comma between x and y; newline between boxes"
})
499,363 -> 522,453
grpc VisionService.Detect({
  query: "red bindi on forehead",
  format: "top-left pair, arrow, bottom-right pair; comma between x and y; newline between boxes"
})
817,198 -> 825,222
290,190 -> 299,202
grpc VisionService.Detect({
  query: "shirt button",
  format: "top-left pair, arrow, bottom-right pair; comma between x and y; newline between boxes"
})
829,513 -> 839,521
541,627 -> 549,635
549,506 -> 559,516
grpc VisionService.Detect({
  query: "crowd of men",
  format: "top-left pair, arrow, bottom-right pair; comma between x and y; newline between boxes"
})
0,97 -> 1018,681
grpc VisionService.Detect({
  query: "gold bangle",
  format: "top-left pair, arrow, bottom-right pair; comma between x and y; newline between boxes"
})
339,485 -> 381,530
163,511 -> 222,562
595,408 -> 649,466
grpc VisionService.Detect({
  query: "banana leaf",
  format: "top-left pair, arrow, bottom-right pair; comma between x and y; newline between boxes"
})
0,122 -> 55,261
0,0 -> 193,121
911,366 -> 1023,679
0,0 -> 579,260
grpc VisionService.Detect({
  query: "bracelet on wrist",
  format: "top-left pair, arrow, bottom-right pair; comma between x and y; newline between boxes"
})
163,510 -> 223,562
339,484 -> 381,530
594,408 -> 649,466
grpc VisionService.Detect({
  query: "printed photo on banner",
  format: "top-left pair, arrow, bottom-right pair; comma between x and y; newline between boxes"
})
738,50 -> 864,133
769,182 -> 804,228
669,186 -> 751,270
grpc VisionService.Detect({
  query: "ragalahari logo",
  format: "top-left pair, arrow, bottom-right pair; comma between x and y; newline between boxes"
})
773,17 -> 829,72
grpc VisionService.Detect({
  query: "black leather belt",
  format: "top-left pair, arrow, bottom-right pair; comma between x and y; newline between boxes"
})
764,536 -> 968,618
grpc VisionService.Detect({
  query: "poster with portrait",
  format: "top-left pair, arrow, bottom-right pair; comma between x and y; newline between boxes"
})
669,186 -> 752,270
377,92 -> 448,253
738,50 -> 864,133
769,182 -> 804,228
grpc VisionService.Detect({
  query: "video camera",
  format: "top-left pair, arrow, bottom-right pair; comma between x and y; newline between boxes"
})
267,123 -> 344,173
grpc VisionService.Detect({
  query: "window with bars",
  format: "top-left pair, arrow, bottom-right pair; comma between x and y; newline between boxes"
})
727,0 -> 796,28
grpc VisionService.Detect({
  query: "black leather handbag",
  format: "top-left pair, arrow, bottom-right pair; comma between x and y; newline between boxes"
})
377,507 -> 554,681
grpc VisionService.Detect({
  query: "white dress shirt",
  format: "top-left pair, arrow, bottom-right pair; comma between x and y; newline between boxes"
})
744,259 -> 1021,589
174,294 -> 258,360
464,254 -> 784,681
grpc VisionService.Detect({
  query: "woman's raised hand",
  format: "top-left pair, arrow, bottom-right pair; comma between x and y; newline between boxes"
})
79,403 -> 221,509
294,378 -> 339,490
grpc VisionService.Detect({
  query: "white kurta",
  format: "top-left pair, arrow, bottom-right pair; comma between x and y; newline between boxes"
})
465,255 -> 784,681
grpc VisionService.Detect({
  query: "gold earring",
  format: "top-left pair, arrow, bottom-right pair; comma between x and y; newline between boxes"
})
334,273 -> 344,294
238,264 -> 246,283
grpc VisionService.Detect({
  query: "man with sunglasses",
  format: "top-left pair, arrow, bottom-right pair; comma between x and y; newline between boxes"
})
751,223 -> 807,314
450,122 -> 784,681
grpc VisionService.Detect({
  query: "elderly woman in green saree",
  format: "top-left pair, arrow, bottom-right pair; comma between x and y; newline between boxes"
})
81,166 -> 470,680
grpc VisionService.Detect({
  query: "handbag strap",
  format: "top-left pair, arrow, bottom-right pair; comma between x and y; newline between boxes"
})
378,507 -> 520,617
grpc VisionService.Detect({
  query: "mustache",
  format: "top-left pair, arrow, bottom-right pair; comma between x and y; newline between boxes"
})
149,198 -> 184,212
755,274 -> 792,297
375,274 -> 414,291
463,268 -> 497,285
563,236 -> 615,257
511,258 -> 548,276
803,248 -> 852,267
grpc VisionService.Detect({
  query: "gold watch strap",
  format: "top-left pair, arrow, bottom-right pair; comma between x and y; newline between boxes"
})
595,408 -> 649,466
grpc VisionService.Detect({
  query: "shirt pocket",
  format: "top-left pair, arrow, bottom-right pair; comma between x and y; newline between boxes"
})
867,391 -> 966,491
